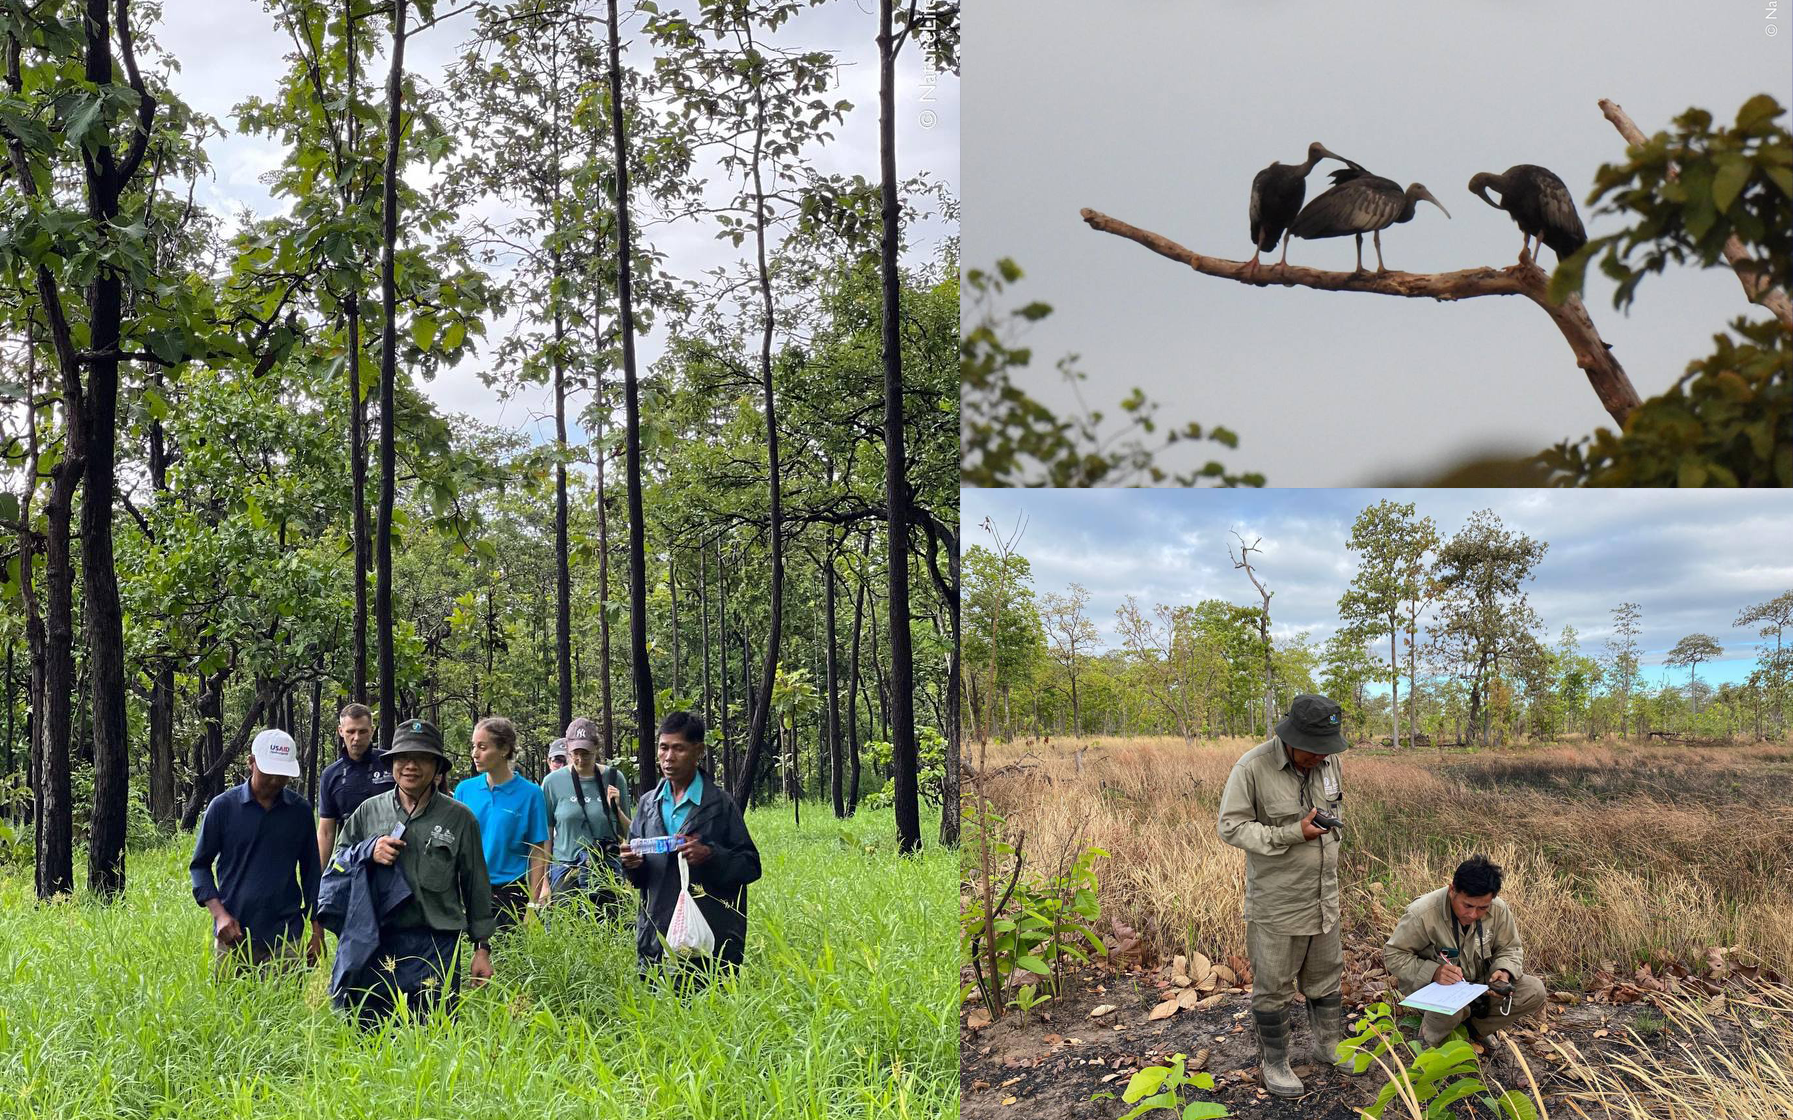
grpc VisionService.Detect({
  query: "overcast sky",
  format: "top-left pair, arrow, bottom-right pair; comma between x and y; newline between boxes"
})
962,488 -> 1793,690
963,0 -> 1788,484
155,1 -> 958,445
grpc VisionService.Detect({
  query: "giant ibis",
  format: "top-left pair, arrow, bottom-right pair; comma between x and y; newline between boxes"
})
1468,164 -> 1587,264
1247,142 -> 1358,274
1287,172 -> 1451,273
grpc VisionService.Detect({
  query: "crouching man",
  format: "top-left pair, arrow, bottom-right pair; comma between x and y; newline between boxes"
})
1216,694 -> 1358,1098
1383,855 -> 1548,1048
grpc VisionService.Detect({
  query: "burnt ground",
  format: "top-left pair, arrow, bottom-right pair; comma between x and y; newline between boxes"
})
960,973 -> 1721,1120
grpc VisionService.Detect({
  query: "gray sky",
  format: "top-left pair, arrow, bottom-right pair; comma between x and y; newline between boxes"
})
963,0 -> 1788,484
963,488 -> 1793,690
156,1 -> 958,445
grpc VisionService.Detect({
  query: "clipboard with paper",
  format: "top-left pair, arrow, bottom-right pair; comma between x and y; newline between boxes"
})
1399,980 -> 1488,1015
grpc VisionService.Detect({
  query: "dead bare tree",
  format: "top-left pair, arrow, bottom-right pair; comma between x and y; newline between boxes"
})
1229,531 -> 1274,738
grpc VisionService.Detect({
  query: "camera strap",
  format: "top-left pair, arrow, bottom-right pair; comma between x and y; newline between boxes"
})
569,768 -> 606,846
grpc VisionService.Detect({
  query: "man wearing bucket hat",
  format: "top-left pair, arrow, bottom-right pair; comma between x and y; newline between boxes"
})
1217,694 -> 1357,1098
332,718 -> 495,1024
190,728 -> 324,970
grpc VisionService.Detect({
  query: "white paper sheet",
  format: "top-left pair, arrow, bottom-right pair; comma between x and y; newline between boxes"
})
1399,980 -> 1488,1015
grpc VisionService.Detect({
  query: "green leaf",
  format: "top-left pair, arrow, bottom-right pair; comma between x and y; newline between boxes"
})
1181,1105 -> 1229,1120
1121,1066 -> 1170,1103
1735,93 -> 1784,131
1711,155 -> 1752,214
1013,954 -> 1052,976
1547,243 -> 1594,305
0,492 -> 19,526
1116,1091 -> 1179,1120
1678,458 -> 1708,487
412,315 -> 438,351
1494,1089 -> 1539,1120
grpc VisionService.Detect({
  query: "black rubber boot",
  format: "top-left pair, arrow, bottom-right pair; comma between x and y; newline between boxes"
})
1306,993 -> 1359,1074
1252,1008 -> 1305,1098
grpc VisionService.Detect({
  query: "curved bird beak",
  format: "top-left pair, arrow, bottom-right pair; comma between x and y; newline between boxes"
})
1416,186 -> 1452,219
1315,144 -> 1353,166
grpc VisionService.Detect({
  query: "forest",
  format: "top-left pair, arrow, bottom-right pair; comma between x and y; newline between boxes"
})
965,501 -> 1793,750
0,0 -> 962,899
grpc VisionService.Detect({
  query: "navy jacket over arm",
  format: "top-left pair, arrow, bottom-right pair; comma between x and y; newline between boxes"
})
319,837 -> 416,998
189,782 -> 320,946
624,775 -> 761,966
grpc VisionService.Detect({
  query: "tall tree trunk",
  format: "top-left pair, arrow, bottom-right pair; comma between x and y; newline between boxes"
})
717,543 -> 732,782
736,75 -> 784,810
878,0 -> 921,853
553,295 -> 573,730
375,0 -> 408,750
669,556 -> 680,697
349,294 -> 369,703
594,379 -> 614,752
825,540 -> 844,818
607,0 -> 655,793
700,548 -> 713,726
79,0 -> 148,898
306,669 -> 323,800
847,557 -> 867,815
1389,625 -> 1399,750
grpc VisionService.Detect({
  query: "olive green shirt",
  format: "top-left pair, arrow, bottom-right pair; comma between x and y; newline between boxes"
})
1216,736 -> 1344,936
1383,885 -> 1525,994
338,787 -> 496,942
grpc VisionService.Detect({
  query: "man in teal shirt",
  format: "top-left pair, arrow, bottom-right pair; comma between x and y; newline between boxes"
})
453,716 -> 547,931
620,711 -> 760,974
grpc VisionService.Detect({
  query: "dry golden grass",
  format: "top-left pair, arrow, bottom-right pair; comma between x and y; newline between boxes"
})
969,735 -> 1793,978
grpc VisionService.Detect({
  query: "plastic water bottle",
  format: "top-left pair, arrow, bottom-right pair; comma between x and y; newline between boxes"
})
630,835 -> 685,855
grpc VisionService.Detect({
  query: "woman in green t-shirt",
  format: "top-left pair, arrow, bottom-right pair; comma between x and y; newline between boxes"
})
538,717 -> 632,908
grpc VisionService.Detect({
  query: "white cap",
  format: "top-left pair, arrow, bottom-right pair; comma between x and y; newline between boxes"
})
251,728 -> 301,777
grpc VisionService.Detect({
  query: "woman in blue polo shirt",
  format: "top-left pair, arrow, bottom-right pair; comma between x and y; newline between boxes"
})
453,716 -> 548,932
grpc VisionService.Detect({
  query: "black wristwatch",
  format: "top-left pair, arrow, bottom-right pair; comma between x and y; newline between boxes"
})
473,939 -> 490,952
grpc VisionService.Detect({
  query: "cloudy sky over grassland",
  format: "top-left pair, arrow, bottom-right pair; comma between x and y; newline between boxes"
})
962,489 -> 1793,690
154,3 -> 958,444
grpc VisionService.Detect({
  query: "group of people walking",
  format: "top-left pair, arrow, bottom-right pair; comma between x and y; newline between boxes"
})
189,703 -> 761,1026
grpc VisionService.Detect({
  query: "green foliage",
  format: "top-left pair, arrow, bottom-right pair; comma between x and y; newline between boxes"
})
1540,96 -> 1792,486
0,809 -> 954,1119
1340,1002 -> 1538,1120
961,260 -> 1263,487
959,813 -> 1108,1017
1105,1051 -> 1227,1120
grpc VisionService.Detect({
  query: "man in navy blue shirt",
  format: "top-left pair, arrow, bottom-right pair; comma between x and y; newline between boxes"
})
190,728 -> 324,969
316,702 -> 392,865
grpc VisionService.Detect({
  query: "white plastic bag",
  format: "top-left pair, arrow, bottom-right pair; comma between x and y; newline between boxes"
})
665,852 -> 715,957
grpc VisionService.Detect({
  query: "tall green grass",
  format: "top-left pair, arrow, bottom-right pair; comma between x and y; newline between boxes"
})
0,809 -> 954,1119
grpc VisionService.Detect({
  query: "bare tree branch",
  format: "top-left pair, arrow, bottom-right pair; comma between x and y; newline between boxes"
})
1080,206 -> 1643,427
1598,98 -> 1793,332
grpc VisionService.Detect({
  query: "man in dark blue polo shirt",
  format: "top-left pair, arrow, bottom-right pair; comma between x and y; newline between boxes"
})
190,728 -> 323,969
316,702 -> 392,865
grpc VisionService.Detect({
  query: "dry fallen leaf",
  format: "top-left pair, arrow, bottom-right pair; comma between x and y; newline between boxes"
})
1149,998 -> 1179,1021
1177,988 -> 1203,1011
1089,1004 -> 1117,1018
967,1009 -> 992,1029
1100,1073 -> 1118,1083
1002,1097 -> 1017,1106
1000,1076 -> 1022,1088
1189,1048 -> 1211,1070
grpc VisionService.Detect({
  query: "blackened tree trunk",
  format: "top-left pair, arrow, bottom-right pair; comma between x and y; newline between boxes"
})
375,0 -> 408,750
306,670 -> 323,800
554,301 -> 574,731
825,540 -> 844,817
669,556 -> 680,696
607,0 -> 654,792
717,543 -> 732,778
700,548 -> 713,725
846,557 -> 867,815
877,0 -> 920,853
349,293 -> 369,703
735,78 -> 785,810
594,378 -> 614,751
79,0 -> 156,897
941,530 -> 961,846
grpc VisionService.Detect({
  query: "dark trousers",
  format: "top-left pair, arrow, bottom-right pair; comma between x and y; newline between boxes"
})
332,927 -> 462,1029
492,877 -> 530,934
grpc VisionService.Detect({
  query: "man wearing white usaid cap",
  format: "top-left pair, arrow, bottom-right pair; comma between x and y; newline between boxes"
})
189,728 -> 325,969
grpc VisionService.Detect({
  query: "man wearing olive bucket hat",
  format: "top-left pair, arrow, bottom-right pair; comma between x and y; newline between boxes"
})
1217,694 -> 1358,1098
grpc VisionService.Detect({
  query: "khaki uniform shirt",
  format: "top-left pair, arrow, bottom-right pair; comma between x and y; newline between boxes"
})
1216,736 -> 1344,936
1383,885 -> 1525,994
339,788 -> 496,942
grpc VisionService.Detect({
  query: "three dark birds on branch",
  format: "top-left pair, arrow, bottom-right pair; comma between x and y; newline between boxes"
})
1247,143 -> 1586,274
